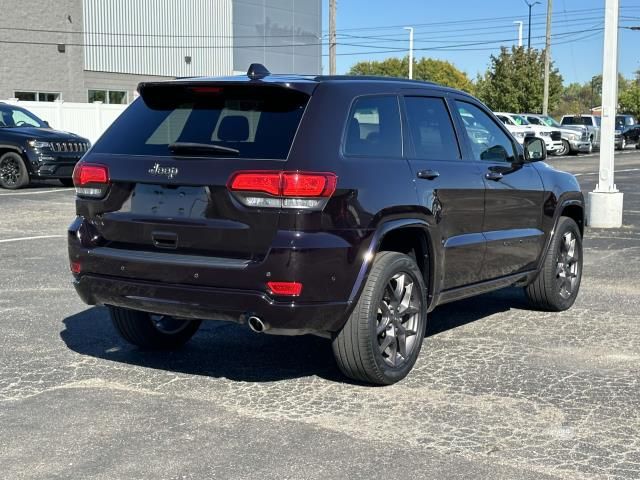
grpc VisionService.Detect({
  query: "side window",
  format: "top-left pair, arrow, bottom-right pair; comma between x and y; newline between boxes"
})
528,116 -> 542,125
344,96 -> 402,157
455,101 -> 516,163
404,96 -> 460,161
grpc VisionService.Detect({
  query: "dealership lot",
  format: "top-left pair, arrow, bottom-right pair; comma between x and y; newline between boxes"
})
1,152 -> 639,479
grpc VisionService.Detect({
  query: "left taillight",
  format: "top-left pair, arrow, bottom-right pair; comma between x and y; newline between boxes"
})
72,162 -> 109,198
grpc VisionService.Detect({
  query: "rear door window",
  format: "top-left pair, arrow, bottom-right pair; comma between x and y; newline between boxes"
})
91,85 -> 309,160
404,96 -> 460,161
343,96 -> 402,157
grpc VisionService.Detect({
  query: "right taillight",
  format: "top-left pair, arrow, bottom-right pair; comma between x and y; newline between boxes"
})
72,162 -> 109,198
228,171 -> 337,210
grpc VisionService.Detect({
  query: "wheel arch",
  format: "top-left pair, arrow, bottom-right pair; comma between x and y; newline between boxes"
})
348,218 -> 438,311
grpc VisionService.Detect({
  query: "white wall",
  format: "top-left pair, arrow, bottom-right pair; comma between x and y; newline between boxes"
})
4,100 -> 127,143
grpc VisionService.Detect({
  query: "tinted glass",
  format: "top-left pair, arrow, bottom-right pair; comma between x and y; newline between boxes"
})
526,116 -> 543,125
344,96 -> 402,157
91,85 -> 309,160
563,116 -> 593,126
14,92 -> 36,101
405,97 -> 460,160
456,101 -> 516,163
0,105 -> 46,128
88,90 -> 106,103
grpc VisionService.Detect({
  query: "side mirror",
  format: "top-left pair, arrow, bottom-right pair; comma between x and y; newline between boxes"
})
523,137 -> 546,162
43,120 -> 50,128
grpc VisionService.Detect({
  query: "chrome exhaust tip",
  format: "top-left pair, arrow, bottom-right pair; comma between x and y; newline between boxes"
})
247,315 -> 266,333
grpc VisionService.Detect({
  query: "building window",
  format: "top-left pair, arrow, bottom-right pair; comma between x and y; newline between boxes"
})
88,89 -> 128,104
14,91 -> 61,102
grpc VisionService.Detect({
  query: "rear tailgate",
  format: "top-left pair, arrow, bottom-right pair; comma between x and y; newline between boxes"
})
75,82 -> 312,275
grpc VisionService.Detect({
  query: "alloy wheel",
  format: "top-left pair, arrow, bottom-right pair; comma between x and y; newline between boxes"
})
556,231 -> 580,299
376,272 -> 422,367
0,157 -> 21,187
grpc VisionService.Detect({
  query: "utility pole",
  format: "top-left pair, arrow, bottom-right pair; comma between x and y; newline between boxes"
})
589,0 -> 623,228
514,21 -> 523,47
329,0 -> 336,75
404,27 -> 414,79
525,0 -> 540,49
542,0 -> 552,115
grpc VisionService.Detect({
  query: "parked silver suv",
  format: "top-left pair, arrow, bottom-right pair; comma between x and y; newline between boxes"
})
523,114 -> 591,155
560,115 -> 601,151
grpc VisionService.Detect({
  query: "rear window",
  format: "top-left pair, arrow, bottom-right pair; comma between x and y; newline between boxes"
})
563,116 -> 593,126
90,84 -> 309,159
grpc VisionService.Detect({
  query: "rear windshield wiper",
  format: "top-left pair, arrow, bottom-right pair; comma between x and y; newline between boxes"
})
168,142 -> 240,156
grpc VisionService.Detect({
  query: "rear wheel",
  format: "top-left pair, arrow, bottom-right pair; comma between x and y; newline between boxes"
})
525,217 -> 582,311
109,306 -> 201,349
0,152 -> 29,189
332,251 -> 427,385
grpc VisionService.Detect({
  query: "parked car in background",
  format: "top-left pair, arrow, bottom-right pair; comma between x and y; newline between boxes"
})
495,112 -> 562,155
615,115 -> 640,150
622,125 -> 640,150
494,113 -> 535,145
521,113 -> 592,155
560,115 -> 601,150
68,66 -> 585,385
0,102 -> 90,189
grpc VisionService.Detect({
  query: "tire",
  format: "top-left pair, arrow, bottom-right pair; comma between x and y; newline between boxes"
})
332,251 -> 427,385
109,306 -> 202,349
525,217 -> 583,311
0,152 -> 29,189
555,140 -> 570,156
59,178 -> 74,187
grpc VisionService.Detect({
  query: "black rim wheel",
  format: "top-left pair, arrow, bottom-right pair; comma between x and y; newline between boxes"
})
0,156 -> 22,186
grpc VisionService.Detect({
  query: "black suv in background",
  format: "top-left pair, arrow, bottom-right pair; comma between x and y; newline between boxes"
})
68,65 -> 584,385
0,102 -> 90,189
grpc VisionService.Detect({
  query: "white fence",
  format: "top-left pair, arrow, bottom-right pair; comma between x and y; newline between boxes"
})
3,100 -> 128,143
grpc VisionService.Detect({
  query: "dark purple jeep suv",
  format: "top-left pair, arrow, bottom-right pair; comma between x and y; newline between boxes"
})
68,64 -> 584,384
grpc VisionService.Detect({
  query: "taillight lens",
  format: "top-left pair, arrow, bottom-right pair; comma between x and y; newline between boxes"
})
267,281 -> 303,297
72,163 -> 109,198
228,171 -> 337,210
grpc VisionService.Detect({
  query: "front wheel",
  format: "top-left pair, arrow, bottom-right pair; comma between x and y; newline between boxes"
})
109,306 -> 202,349
332,251 -> 427,385
555,140 -> 570,156
525,217 -> 583,311
0,152 -> 29,189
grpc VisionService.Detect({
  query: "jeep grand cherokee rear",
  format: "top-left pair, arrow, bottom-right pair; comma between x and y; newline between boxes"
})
69,65 -> 584,385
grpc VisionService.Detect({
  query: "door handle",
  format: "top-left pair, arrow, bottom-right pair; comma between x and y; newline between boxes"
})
417,169 -> 440,180
485,171 -> 504,181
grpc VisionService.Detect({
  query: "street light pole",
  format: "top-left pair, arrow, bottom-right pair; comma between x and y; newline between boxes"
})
329,0 -> 336,75
404,27 -> 414,79
525,0 -> 541,49
514,21 -> 524,47
542,0 -> 553,115
588,0 -> 624,228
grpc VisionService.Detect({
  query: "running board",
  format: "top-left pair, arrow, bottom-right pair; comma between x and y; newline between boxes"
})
436,270 -> 536,307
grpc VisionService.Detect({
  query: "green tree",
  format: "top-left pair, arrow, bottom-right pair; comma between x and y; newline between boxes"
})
619,84 -> 640,119
475,46 -> 563,113
348,56 -> 474,93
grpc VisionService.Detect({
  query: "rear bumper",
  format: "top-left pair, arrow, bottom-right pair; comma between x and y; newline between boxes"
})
68,216 -> 371,335
73,274 -> 349,335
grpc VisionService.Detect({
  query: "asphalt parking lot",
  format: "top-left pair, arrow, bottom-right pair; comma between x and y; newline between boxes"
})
1,150 -> 639,480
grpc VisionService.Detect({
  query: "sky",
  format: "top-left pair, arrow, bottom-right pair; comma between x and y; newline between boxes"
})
321,0 -> 640,85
